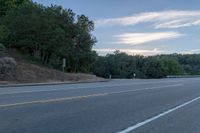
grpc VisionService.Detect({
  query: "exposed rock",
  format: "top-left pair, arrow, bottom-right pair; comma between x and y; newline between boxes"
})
0,56 -> 17,78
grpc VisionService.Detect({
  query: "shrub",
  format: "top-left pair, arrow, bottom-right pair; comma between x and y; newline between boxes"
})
0,43 -> 6,51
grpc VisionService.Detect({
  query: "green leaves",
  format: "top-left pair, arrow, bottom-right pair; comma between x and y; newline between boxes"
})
159,57 -> 185,75
92,52 -> 189,79
0,1 -> 97,72
0,0 -> 29,17
0,43 -> 6,51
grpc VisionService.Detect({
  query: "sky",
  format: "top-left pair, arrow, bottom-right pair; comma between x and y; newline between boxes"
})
33,0 -> 200,56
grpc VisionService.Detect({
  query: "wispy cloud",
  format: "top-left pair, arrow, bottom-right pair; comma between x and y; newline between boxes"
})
94,48 -> 165,56
155,19 -> 200,29
114,32 -> 184,45
95,48 -> 200,56
95,10 -> 200,29
180,49 -> 200,54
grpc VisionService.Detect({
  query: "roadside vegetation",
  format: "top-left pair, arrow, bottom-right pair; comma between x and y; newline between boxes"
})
92,51 -> 200,78
0,0 -> 200,80
0,0 -> 97,73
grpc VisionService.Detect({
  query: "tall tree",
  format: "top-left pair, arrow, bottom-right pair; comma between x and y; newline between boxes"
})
0,0 -> 29,17
1,1 -> 97,72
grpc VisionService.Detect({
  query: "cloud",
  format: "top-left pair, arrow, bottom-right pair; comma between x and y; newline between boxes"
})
155,19 -> 200,29
180,49 -> 200,54
95,10 -> 200,29
114,32 -> 184,45
94,48 -> 165,56
95,48 -> 200,56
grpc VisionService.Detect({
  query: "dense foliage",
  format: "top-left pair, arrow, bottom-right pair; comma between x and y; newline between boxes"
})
159,54 -> 200,75
0,0 -> 97,72
92,51 -> 200,79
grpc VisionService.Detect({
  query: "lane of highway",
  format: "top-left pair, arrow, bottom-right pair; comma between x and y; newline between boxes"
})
0,78 -> 200,133
0,78 -> 185,95
0,81 -> 181,106
0,78 -> 187,106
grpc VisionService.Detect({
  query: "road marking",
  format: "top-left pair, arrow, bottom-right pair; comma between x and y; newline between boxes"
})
117,95 -> 200,133
0,84 -> 182,108
0,80 -> 182,95
0,93 -> 108,108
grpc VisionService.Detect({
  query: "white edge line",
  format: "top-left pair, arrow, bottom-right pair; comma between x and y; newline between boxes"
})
117,96 -> 200,133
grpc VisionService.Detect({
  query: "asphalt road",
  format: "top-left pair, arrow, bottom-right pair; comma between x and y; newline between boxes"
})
0,78 -> 200,133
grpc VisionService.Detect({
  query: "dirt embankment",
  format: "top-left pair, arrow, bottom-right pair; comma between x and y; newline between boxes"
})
0,52 -> 103,85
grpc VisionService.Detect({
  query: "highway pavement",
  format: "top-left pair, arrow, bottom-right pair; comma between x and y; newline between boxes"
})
0,78 -> 200,133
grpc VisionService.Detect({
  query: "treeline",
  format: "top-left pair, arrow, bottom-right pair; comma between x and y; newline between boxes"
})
0,0 -> 97,72
161,54 -> 200,75
92,51 -> 200,79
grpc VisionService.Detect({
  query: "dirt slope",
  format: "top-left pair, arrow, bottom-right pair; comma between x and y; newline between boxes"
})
0,60 -> 103,85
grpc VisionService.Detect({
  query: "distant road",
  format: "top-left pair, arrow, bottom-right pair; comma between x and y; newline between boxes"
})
0,78 -> 200,133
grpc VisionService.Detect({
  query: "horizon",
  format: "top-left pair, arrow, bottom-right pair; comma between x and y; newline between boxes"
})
33,0 -> 200,56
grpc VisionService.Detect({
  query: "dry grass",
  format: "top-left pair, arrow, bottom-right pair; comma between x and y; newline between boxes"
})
0,60 -> 103,85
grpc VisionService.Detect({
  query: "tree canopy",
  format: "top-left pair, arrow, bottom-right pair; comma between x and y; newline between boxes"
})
91,51 -> 192,79
0,0 -> 97,72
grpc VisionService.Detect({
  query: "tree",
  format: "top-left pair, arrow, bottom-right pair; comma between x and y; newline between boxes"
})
159,57 -> 185,75
1,1 -> 97,72
143,57 -> 166,78
92,51 -> 187,79
0,0 -> 29,17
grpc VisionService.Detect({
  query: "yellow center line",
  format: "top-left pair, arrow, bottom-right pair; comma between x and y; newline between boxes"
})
0,83 -> 182,108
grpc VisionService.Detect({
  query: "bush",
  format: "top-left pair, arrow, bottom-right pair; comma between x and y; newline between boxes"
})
0,43 -> 6,51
